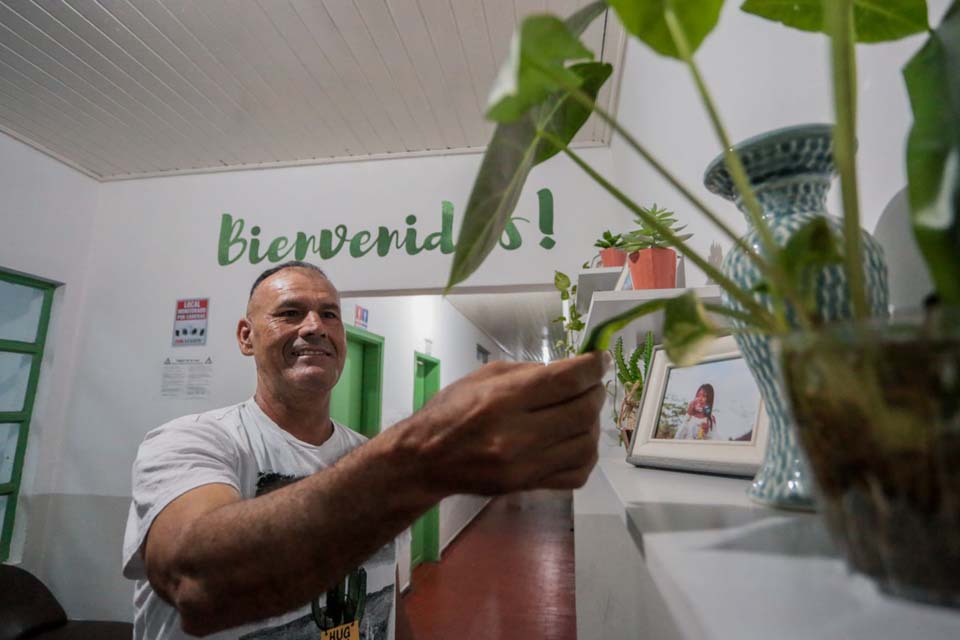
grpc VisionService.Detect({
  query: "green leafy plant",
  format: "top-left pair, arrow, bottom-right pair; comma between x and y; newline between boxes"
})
552,271 -> 586,356
444,0 -> 959,366
594,230 -> 626,249
621,204 -> 693,251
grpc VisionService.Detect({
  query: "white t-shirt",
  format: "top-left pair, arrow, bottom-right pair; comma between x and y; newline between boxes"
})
673,414 -> 718,440
122,399 -> 396,640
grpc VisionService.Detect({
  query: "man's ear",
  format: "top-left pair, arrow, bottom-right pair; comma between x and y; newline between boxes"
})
237,318 -> 255,356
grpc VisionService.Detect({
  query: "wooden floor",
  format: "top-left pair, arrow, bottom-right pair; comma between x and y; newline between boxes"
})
402,489 -> 577,640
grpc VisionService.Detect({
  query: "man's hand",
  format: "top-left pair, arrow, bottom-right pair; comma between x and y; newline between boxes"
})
137,352 -> 608,636
400,351 -> 609,496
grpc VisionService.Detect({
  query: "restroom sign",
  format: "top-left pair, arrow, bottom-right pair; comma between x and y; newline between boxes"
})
172,298 -> 209,346
354,305 -> 368,329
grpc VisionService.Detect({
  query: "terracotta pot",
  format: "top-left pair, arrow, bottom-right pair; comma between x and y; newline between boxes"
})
599,248 -> 627,267
628,248 -> 676,289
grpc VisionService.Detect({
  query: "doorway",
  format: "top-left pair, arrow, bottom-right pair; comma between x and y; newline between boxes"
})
329,326 -> 384,438
410,352 -> 441,570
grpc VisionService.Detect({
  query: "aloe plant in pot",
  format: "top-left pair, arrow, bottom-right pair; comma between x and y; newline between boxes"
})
621,204 -> 692,289
613,333 -> 655,447
443,0 -> 960,605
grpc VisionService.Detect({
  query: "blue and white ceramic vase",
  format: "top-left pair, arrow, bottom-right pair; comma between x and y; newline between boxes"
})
703,124 -> 889,510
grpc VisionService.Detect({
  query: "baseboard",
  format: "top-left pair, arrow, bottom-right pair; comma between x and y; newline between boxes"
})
439,497 -> 492,556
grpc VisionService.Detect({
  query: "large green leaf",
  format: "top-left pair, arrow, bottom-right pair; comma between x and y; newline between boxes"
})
534,61 -> 612,164
487,9 -> 599,123
741,0 -> 929,43
660,292 -> 721,365
579,299 -> 669,352
607,0 -> 725,59
578,291 -> 720,362
904,0 -> 960,304
446,61 -> 612,290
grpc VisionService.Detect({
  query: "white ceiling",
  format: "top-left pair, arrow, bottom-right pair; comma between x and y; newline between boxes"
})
447,289 -> 566,362
0,0 -> 625,181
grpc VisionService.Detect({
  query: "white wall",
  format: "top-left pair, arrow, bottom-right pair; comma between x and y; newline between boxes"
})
10,0 -> 953,619
609,0 -> 952,286
18,145 -> 620,620
0,133 -> 98,568
341,294 -> 505,590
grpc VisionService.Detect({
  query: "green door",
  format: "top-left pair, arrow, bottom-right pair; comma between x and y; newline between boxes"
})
330,326 -> 384,438
330,338 -> 364,431
411,353 -> 441,571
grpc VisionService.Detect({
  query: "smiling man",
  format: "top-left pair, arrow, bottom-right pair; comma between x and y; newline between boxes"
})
122,261 -> 608,639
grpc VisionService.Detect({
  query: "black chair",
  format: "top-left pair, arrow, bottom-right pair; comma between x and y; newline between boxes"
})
0,564 -> 132,640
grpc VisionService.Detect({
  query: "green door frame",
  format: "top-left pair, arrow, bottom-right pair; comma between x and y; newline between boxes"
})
0,270 -> 56,561
341,325 -> 384,438
411,352 -> 441,568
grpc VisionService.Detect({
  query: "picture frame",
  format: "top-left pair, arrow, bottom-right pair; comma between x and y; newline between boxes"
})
626,335 -> 769,477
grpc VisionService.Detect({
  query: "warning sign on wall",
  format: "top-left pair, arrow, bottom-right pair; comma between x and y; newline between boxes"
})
172,298 -> 209,347
161,356 -> 213,398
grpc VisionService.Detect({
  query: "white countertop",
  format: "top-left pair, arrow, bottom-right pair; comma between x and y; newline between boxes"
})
584,448 -> 960,639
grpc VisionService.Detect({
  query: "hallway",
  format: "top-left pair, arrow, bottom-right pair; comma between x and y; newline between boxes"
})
403,489 -> 577,640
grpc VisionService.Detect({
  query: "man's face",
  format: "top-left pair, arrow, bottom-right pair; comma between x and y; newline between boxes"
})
238,268 -> 347,396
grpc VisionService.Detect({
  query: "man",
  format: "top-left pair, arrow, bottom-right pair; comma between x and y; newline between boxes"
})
122,261 -> 607,639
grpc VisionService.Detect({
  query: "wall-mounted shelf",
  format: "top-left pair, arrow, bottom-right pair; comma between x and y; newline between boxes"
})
579,285 -> 723,346
575,267 -> 625,311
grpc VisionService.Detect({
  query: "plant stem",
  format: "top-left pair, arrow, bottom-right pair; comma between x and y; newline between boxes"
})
557,76 -> 817,331
826,0 -> 868,320
543,130 -> 779,329
701,303 -> 760,326
536,69 -> 771,274
662,5 -> 811,329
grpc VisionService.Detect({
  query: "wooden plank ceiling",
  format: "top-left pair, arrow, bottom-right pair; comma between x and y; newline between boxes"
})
0,0 -> 625,181
447,290 -> 566,363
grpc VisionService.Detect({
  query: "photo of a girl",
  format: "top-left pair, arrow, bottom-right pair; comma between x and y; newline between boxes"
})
651,357 -> 760,442
674,384 -> 717,440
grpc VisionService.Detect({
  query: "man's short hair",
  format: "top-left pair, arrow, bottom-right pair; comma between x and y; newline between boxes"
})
248,261 -> 329,300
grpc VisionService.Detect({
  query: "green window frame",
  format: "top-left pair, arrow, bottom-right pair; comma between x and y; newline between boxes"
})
0,269 -> 55,561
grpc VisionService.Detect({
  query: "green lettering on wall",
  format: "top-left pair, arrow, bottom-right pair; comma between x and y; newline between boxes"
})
248,226 -> 268,264
218,213 -> 247,265
217,189 -> 556,266
319,225 -> 349,259
499,217 -> 526,251
377,226 -> 405,257
422,202 -> 455,254
349,230 -> 375,257
402,215 -> 424,255
266,236 -> 293,262
295,232 -> 321,260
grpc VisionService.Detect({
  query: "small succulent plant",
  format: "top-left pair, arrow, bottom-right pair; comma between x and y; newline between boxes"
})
594,230 -> 625,249
622,204 -> 693,252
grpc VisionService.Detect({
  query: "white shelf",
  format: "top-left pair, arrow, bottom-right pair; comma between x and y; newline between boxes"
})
579,285 -> 723,345
575,266 -> 624,311
573,457 -> 960,640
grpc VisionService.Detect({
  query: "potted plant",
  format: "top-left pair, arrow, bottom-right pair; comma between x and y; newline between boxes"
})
551,271 -> 585,357
613,333 -> 654,447
594,230 -> 628,267
621,204 -> 691,289
443,0 -> 960,605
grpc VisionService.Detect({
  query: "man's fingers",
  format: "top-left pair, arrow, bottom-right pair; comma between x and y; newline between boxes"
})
506,351 -> 608,411
525,428 -> 599,489
523,382 -> 606,447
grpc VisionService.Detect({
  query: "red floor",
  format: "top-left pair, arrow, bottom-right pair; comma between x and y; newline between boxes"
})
402,489 -> 577,640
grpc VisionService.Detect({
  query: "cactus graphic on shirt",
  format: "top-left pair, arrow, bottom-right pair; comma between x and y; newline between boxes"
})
311,567 -> 367,630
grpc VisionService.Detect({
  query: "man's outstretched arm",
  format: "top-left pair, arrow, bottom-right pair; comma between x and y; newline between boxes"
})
143,352 -> 608,636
